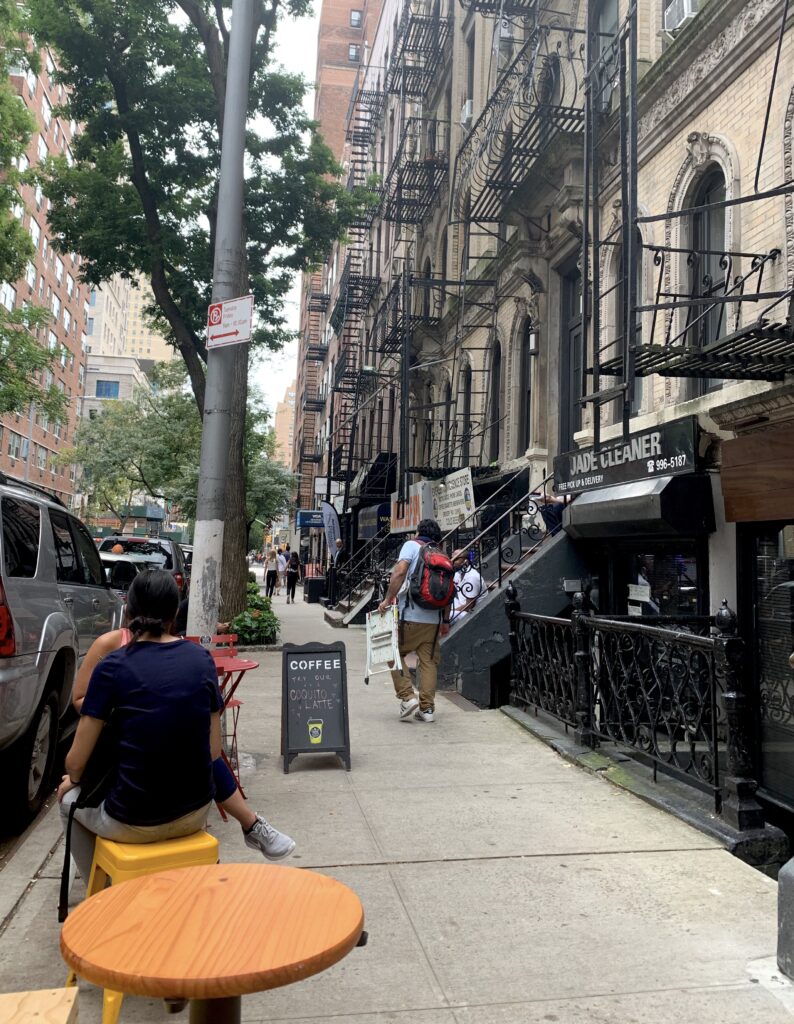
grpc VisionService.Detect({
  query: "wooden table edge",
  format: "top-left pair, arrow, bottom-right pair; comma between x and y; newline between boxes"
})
60,911 -> 365,999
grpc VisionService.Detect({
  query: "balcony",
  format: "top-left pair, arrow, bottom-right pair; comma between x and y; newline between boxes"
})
329,254 -> 380,334
305,343 -> 328,362
369,276 -> 443,354
308,292 -> 330,313
385,0 -> 452,99
453,23 -> 585,222
303,388 -> 327,413
299,442 -> 323,464
599,246 -> 794,382
382,119 -> 449,225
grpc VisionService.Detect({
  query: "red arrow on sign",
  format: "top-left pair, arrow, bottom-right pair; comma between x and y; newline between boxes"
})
209,330 -> 240,341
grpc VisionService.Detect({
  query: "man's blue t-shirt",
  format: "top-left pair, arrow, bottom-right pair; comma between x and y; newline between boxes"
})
397,539 -> 443,624
81,639 -> 223,826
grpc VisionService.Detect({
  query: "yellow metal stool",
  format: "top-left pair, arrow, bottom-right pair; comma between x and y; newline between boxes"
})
65,831 -> 219,1024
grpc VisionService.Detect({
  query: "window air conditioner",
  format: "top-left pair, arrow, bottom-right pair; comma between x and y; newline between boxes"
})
460,99 -> 473,128
663,0 -> 698,33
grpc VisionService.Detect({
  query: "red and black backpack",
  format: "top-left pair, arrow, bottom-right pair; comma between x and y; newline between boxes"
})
408,543 -> 456,611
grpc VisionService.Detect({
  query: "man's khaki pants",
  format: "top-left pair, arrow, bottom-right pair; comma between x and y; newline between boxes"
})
391,620 -> 441,711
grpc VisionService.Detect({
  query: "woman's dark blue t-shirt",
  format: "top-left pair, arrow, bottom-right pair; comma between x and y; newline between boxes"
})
81,638 -> 223,826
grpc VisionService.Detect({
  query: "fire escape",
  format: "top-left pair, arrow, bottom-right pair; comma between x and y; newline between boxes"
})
581,2 -> 794,448
448,7 -> 585,469
327,79 -> 384,497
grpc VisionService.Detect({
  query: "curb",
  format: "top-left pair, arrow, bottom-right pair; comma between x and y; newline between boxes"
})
500,704 -> 789,875
0,802 -> 64,938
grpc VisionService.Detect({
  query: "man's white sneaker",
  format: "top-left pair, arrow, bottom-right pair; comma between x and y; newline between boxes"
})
414,708 -> 435,723
399,696 -> 420,720
243,815 -> 296,860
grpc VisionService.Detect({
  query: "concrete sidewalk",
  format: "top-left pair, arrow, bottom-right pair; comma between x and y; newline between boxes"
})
1,593 -> 793,1021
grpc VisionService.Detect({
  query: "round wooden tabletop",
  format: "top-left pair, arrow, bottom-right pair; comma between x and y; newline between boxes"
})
60,863 -> 365,1000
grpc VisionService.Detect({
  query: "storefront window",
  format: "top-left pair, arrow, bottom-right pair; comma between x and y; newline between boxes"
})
627,549 -> 699,616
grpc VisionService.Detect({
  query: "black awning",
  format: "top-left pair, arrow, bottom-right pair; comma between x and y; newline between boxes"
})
563,474 -> 715,540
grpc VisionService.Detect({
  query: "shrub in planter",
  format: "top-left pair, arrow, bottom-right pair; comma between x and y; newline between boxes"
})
230,606 -> 280,645
246,580 -> 261,600
248,571 -> 258,584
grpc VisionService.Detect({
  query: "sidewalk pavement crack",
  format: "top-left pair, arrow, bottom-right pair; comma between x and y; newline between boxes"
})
304,845 -> 720,870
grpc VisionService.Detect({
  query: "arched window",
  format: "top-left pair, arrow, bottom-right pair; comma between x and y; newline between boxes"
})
489,341 -> 502,462
518,320 -> 534,454
689,165 -> 726,395
461,364 -> 472,466
424,382 -> 434,465
440,231 -> 449,311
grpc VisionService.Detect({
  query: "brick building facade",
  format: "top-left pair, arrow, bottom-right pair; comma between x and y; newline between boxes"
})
2,50 -> 88,506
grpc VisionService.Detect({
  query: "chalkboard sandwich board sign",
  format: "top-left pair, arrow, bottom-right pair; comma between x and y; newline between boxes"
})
282,642 -> 351,773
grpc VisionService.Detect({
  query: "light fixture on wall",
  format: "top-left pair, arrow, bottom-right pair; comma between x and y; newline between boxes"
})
528,328 -> 539,355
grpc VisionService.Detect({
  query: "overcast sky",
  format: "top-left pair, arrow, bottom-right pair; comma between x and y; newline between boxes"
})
250,7 -> 321,416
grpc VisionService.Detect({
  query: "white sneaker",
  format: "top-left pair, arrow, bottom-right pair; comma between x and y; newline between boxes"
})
243,816 -> 296,860
399,696 -> 420,720
414,708 -> 435,723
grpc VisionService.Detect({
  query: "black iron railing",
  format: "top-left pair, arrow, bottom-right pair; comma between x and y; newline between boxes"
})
453,23 -> 585,222
599,246 -> 794,381
382,118 -> 449,225
505,590 -> 766,829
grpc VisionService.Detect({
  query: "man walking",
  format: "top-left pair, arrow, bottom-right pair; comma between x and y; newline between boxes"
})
377,518 -> 452,723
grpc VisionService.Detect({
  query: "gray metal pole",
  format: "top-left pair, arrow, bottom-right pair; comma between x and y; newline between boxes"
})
187,0 -> 254,639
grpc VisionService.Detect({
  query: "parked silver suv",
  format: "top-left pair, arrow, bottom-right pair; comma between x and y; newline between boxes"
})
0,474 -> 122,824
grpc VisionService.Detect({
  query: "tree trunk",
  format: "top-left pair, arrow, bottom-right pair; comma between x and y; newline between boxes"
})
220,343 -> 249,619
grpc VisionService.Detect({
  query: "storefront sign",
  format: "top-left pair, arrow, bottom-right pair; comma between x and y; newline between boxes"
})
282,641 -> 350,772
390,481 -> 433,534
358,502 -> 391,541
431,468 -> 476,532
296,509 -> 324,529
553,416 -> 698,496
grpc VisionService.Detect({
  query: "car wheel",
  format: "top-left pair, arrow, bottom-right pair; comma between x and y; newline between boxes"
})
4,687 -> 60,826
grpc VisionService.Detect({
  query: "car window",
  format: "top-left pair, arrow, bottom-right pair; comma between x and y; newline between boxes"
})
50,511 -> 81,584
99,538 -> 173,569
1,497 -> 41,578
71,518 -> 105,586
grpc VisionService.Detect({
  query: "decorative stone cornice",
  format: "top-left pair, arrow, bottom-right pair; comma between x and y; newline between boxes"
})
638,0 -> 782,144
709,383 -> 794,433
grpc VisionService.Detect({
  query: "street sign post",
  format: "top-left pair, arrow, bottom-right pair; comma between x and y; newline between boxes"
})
206,294 -> 254,349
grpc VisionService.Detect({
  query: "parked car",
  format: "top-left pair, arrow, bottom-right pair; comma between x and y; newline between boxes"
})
179,543 -> 193,591
98,536 -> 188,598
0,474 -> 123,824
99,551 -> 164,599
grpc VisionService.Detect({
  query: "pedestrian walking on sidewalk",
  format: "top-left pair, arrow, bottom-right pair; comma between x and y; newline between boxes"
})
377,518 -> 454,723
265,548 -> 279,597
276,548 -> 287,596
286,551 -> 300,604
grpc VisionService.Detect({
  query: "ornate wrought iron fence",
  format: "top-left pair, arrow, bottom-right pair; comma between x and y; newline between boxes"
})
505,586 -> 765,828
587,618 -> 722,796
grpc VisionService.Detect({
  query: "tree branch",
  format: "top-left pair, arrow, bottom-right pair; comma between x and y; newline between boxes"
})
174,0 -> 226,131
213,0 -> 230,51
105,65 -> 207,415
131,460 -> 168,501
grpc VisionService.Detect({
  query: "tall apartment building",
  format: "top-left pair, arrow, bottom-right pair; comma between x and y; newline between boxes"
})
125,274 -> 176,362
293,0 -> 384,514
273,380 -> 297,467
87,275 -> 130,357
1,50 -> 89,506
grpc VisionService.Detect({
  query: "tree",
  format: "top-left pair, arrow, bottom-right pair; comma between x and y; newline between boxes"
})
65,366 -> 294,615
29,0 -> 364,614
0,1 -> 67,420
